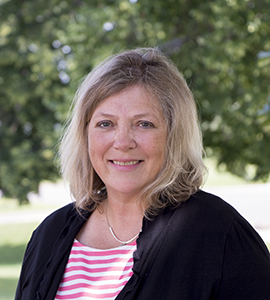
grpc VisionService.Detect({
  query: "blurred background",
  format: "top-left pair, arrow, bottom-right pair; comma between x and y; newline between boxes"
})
0,0 -> 270,299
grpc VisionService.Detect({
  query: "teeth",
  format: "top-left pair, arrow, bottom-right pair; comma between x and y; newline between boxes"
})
113,160 -> 139,166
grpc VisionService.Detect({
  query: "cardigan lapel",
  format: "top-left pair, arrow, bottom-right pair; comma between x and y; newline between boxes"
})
116,205 -> 178,300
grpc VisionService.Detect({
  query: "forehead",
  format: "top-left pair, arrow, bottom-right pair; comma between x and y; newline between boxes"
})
92,85 -> 163,117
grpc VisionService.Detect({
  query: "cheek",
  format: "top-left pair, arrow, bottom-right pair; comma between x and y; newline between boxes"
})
88,133 -> 105,160
156,133 -> 167,166
144,134 -> 166,163
88,138 -> 106,179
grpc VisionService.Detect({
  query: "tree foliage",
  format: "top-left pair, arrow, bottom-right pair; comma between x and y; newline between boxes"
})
0,0 -> 270,203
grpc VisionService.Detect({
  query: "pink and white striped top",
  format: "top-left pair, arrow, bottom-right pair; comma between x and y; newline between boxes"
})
54,239 -> 136,300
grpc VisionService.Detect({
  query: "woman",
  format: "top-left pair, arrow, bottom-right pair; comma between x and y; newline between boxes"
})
16,48 -> 270,300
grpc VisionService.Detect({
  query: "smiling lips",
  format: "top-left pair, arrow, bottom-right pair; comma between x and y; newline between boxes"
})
112,160 -> 141,166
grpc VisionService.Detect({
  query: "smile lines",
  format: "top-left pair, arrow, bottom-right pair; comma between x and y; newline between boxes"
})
112,160 -> 140,166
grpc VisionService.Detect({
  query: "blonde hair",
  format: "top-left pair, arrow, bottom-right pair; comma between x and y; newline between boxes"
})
60,47 -> 206,215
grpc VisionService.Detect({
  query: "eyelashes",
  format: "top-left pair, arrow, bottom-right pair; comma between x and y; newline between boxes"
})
97,121 -> 113,128
138,121 -> 155,128
96,120 -> 156,129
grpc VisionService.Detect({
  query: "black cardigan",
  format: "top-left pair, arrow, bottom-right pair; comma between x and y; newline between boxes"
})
15,190 -> 270,300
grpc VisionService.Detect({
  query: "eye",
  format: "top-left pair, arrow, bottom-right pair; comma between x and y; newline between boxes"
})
97,121 -> 113,128
138,121 -> 155,128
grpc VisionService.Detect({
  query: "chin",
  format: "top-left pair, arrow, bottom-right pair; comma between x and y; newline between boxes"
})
108,185 -> 144,197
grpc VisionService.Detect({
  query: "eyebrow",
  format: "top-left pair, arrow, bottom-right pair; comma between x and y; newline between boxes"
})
93,112 -> 116,118
93,112 -> 155,119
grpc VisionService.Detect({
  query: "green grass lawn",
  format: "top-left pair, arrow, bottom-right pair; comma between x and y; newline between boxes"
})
0,195 -> 60,300
0,221 -> 39,300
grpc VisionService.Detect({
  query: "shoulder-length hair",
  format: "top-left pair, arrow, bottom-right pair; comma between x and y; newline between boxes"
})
60,47 -> 206,216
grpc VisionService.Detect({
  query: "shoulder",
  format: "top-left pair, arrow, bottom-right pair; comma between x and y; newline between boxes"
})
181,189 -> 245,226
34,203 -> 77,234
162,189 -> 270,266
163,189 -> 266,247
137,192 -> 270,299
27,203 -> 90,251
143,190 -> 241,246
173,190 -> 269,254
20,203 -> 91,279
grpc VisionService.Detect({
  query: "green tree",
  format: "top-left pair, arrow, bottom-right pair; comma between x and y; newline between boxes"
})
0,0 -> 269,203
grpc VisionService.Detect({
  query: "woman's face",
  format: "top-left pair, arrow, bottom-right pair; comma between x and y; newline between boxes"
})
87,85 -> 167,200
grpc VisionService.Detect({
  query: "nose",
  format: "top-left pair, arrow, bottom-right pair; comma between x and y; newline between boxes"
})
113,127 -> 136,151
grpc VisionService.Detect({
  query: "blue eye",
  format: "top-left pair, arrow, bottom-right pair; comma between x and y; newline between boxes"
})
97,121 -> 112,128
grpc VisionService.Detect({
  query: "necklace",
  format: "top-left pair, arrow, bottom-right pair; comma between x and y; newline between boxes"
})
105,203 -> 140,245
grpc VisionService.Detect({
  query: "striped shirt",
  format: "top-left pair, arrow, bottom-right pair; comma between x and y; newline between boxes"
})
54,239 -> 137,300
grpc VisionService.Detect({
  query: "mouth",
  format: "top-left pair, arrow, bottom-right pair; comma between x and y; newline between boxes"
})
111,160 -> 141,166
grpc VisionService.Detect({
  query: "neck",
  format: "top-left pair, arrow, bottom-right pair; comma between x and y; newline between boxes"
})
105,202 -> 140,245
105,186 -> 146,207
103,196 -> 144,245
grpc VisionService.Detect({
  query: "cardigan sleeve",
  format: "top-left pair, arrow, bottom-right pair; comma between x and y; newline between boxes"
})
15,229 -> 37,300
216,218 -> 270,299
